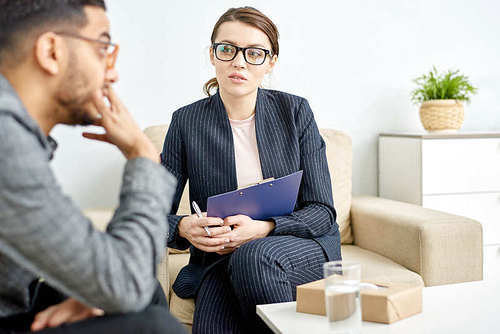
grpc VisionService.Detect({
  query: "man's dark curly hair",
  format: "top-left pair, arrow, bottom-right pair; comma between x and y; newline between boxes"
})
0,0 -> 106,66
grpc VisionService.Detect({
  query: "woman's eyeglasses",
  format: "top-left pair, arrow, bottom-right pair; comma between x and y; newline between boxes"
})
56,32 -> 119,70
213,43 -> 271,65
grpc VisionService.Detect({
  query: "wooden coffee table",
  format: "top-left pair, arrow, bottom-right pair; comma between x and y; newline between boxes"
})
257,279 -> 499,334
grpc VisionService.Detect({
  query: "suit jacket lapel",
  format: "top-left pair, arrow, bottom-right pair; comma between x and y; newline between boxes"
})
212,92 -> 238,192
255,89 -> 278,180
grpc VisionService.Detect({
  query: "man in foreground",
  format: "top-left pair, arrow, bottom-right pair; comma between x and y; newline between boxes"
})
0,1 -> 185,333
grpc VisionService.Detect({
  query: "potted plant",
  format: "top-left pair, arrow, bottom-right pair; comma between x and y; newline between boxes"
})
411,67 -> 477,132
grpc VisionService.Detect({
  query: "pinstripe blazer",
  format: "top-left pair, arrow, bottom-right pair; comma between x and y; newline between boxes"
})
161,88 -> 341,298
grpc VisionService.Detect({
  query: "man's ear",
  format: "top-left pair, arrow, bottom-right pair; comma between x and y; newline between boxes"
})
209,47 -> 215,66
266,55 -> 278,74
34,32 -> 65,75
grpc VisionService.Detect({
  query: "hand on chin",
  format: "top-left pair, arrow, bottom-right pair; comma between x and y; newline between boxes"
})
73,100 -> 104,126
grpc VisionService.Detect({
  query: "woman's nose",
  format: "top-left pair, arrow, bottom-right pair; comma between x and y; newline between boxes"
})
231,50 -> 246,68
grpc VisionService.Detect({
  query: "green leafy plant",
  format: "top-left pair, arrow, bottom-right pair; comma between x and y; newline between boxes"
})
411,67 -> 477,104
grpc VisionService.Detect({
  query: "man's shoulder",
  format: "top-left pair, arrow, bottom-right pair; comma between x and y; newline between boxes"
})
0,112 -> 44,158
0,111 -> 25,140
0,110 -> 29,134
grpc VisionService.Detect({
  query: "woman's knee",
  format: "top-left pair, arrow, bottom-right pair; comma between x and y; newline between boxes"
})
228,238 -> 289,286
230,238 -> 279,269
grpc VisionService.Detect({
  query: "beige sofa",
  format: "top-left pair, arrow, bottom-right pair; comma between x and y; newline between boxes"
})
85,125 -> 483,330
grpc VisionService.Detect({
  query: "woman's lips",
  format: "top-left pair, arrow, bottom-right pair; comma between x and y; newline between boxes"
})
228,73 -> 247,84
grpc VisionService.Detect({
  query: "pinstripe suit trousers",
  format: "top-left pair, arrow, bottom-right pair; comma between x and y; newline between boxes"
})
192,234 -> 340,333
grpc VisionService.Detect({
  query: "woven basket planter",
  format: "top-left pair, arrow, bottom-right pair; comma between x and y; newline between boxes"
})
419,100 -> 464,132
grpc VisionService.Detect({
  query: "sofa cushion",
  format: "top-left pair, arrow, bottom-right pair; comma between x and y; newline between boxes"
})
144,125 -> 354,244
168,253 -> 191,299
144,125 -> 192,217
319,129 -> 353,244
84,209 -> 113,232
168,253 -> 194,325
341,245 -> 424,286
170,291 -> 195,327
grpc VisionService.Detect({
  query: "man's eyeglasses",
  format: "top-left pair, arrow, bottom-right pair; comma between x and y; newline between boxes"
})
212,43 -> 272,65
56,32 -> 119,70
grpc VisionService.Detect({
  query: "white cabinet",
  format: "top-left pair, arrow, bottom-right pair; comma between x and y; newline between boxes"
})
379,133 -> 500,246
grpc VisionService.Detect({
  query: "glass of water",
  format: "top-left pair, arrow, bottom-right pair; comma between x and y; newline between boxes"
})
323,261 -> 361,333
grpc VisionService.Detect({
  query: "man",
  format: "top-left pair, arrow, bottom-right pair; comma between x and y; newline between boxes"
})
0,1 -> 185,333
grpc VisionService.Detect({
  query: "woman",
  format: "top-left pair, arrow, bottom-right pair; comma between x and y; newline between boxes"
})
161,7 -> 341,333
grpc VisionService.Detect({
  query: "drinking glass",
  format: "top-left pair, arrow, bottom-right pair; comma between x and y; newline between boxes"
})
323,261 -> 362,333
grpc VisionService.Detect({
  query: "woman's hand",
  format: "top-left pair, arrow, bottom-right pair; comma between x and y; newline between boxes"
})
215,215 -> 275,255
31,298 -> 103,331
178,213 -> 232,252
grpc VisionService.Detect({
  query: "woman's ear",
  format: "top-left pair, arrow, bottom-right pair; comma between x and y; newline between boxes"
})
209,47 -> 215,66
34,32 -> 64,75
266,55 -> 278,74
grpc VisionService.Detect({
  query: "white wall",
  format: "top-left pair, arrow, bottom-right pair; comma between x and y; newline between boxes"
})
51,0 -> 500,209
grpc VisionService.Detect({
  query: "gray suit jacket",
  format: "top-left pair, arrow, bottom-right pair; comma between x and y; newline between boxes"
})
0,74 -> 176,317
161,89 -> 341,298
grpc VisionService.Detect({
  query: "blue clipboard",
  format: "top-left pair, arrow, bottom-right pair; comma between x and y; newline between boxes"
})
207,171 -> 303,220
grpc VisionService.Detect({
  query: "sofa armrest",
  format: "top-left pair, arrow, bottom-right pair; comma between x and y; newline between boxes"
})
350,196 -> 483,286
83,208 -> 170,300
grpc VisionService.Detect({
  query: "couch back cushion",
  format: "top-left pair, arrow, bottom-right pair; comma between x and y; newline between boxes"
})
319,129 -> 353,244
144,125 -> 191,216
144,125 -> 353,244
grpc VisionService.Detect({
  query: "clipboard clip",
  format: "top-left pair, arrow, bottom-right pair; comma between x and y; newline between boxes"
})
238,177 -> 275,190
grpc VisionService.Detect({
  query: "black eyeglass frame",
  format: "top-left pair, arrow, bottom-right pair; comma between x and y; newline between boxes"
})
212,43 -> 272,65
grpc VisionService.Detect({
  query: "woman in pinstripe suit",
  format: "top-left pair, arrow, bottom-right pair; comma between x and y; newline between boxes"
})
161,7 -> 341,333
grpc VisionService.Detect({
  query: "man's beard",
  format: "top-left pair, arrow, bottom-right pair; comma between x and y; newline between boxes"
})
56,55 -> 100,126
60,102 -> 96,126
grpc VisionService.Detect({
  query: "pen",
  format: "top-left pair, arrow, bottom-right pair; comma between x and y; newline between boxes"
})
192,201 -> 211,237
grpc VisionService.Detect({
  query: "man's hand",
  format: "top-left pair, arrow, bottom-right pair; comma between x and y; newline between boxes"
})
82,88 -> 159,163
31,298 -> 104,331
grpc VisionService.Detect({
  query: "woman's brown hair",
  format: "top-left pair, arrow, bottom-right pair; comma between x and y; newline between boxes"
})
203,7 -> 279,96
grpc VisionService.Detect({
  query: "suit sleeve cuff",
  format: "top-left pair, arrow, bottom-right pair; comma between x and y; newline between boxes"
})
167,214 -> 191,250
